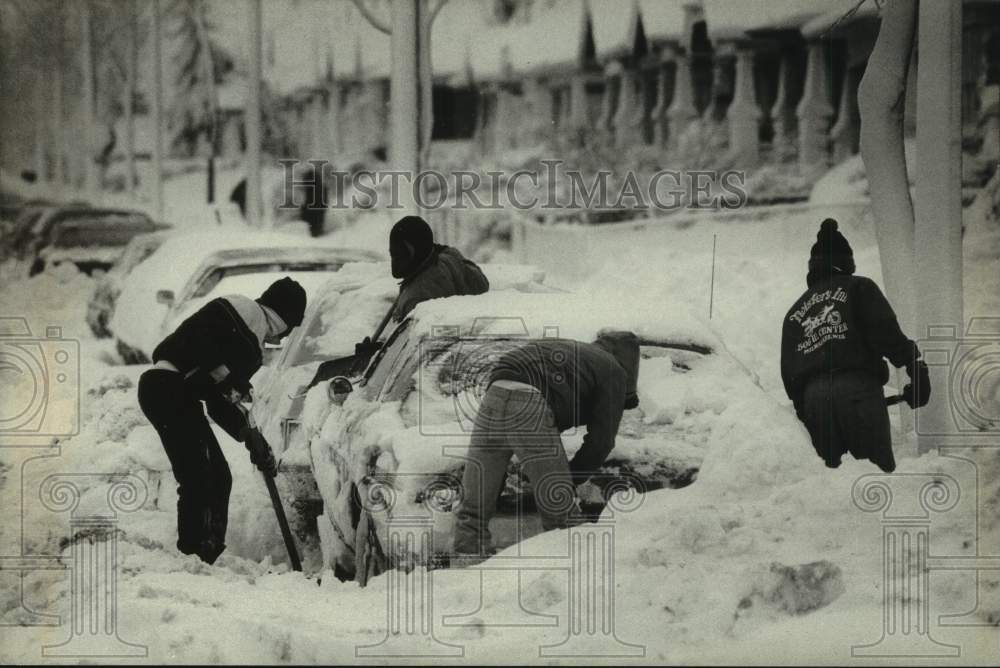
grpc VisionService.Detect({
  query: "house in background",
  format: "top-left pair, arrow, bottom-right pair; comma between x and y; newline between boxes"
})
213,0 -> 997,195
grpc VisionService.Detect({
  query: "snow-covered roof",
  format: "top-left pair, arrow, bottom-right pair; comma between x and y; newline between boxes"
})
638,0 -> 693,45
702,0 -> 831,41
502,0 -> 590,74
801,0 -> 881,39
587,0 -> 641,60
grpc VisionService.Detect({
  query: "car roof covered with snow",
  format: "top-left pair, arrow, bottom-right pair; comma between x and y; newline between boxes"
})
110,229 -> 384,354
406,289 -> 721,353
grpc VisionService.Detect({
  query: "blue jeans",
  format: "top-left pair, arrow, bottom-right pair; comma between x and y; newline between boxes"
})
453,383 -> 573,555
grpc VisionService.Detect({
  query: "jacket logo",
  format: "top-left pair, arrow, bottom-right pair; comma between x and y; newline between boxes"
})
793,289 -> 849,355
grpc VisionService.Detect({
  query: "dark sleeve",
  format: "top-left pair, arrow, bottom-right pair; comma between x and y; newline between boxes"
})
780,318 -> 804,415
569,367 -> 626,484
204,393 -> 250,442
461,259 -> 489,295
854,278 -> 919,368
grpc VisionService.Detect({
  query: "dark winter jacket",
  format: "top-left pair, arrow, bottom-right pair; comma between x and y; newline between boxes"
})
780,273 -> 918,414
392,244 -> 489,321
489,339 -> 632,482
152,297 -> 263,440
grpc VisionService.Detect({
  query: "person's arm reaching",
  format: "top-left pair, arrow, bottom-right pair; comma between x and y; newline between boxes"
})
855,278 -> 918,368
568,369 -> 626,485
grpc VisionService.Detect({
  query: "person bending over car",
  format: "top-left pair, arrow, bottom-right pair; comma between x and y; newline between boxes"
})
137,277 -> 306,563
780,218 -> 930,473
452,331 -> 640,561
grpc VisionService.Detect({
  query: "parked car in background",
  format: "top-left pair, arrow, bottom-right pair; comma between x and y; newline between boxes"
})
28,213 -> 171,277
109,231 -> 383,364
12,206 -> 151,263
86,231 -> 170,338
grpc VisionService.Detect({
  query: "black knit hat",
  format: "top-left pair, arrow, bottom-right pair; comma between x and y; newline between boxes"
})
808,218 -> 856,277
389,216 -> 434,279
257,277 -> 307,329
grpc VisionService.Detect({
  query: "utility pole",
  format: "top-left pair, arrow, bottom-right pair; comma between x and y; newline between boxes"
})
125,0 -> 137,197
152,0 -> 165,220
389,0 -> 421,215
80,0 -> 98,197
246,0 -> 264,227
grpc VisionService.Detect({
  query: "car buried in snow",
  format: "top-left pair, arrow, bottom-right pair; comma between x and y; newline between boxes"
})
271,289 -> 755,580
109,231 -> 383,364
28,213 -> 172,277
85,231 -> 170,338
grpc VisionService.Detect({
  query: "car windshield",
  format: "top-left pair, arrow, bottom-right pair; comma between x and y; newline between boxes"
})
50,221 -> 149,248
192,262 -> 343,298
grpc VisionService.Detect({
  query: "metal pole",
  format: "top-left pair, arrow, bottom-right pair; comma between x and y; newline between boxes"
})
152,0 -> 165,220
79,0 -> 97,197
246,0 -> 264,227
390,0 -> 420,215
125,0 -> 137,197
914,0 -> 963,452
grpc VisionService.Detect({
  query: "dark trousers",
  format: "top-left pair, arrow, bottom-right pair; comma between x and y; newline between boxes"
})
137,369 -> 232,561
802,370 -> 895,472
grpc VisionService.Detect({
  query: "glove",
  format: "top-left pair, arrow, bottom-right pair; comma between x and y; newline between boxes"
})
218,377 -> 253,405
902,359 -> 931,409
354,336 -> 383,360
244,427 -> 278,477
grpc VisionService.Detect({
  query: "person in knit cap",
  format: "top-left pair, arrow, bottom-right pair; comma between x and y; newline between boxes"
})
137,277 -> 307,563
452,330 -> 641,561
780,218 -> 930,472
388,215 -> 489,321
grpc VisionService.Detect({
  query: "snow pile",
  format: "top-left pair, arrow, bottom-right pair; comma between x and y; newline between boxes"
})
809,139 -> 917,206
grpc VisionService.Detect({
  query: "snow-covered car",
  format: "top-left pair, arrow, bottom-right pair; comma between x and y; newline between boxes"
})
86,231 -> 170,338
286,290 -> 759,578
28,214 -> 171,277
15,206 -> 154,268
253,262 -> 554,460
109,231 -> 383,363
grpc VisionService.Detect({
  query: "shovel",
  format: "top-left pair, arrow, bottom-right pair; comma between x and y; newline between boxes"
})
307,293 -> 401,389
245,409 -> 302,572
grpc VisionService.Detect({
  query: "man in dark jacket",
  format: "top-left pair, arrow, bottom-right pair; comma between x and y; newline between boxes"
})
137,277 -> 307,563
389,215 -> 489,321
780,219 -> 930,472
452,331 -> 640,559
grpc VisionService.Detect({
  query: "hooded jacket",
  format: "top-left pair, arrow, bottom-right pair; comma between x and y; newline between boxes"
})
780,273 -> 919,413
489,338 -> 639,482
392,244 -> 489,321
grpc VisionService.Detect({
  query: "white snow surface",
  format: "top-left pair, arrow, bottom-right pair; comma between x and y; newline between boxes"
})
2,165 -> 999,663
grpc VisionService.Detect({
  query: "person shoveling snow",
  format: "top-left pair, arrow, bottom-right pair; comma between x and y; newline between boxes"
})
136,277 -> 307,564
780,218 -> 930,472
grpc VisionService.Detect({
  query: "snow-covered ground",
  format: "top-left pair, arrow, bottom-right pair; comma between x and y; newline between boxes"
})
1,167 -> 998,664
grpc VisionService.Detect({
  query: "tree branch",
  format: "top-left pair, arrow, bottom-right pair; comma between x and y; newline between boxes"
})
350,0 -> 391,35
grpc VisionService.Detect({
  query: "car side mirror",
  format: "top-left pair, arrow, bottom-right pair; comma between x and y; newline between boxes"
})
155,289 -> 175,306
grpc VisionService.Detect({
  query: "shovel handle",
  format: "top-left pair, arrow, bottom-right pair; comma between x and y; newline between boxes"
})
263,472 -> 302,572
886,394 -> 905,406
